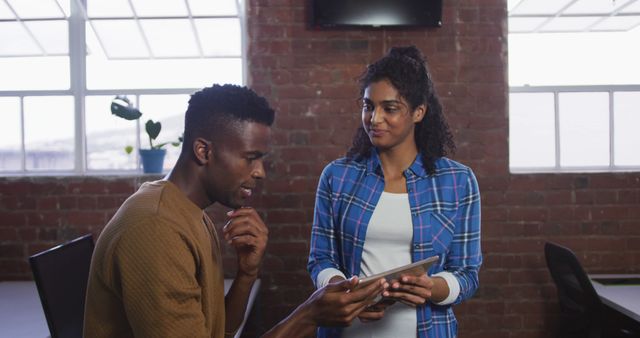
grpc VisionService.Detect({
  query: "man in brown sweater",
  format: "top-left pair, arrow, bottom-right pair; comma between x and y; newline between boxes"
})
84,84 -> 386,338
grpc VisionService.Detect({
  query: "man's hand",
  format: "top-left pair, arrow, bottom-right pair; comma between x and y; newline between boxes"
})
223,207 -> 268,277
304,276 -> 387,327
358,298 -> 396,322
328,275 -> 392,323
260,277 -> 387,338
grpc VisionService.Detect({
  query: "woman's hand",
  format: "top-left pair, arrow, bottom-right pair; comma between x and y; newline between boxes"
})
382,274 -> 435,306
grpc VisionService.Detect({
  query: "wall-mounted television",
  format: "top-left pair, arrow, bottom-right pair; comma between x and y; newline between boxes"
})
311,0 -> 443,28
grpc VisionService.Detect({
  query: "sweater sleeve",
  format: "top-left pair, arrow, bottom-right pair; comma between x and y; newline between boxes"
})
114,221 -> 209,338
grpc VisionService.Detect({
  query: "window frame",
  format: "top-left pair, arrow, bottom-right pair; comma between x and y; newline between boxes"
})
0,0 -> 247,176
509,84 -> 640,173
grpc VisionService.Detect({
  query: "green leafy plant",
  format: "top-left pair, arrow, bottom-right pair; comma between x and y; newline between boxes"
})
110,96 -> 182,153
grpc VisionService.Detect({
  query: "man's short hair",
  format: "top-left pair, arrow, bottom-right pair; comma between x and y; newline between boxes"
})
183,84 -> 275,149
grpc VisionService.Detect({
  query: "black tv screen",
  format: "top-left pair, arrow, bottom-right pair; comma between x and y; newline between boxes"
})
311,0 -> 443,28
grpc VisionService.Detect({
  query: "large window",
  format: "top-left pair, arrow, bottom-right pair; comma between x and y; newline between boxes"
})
0,0 -> 245,174
508,0 -> 640,173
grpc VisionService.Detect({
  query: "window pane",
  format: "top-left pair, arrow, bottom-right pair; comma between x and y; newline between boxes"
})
564,0 -> 631,15
539,17 -> 601,32
138,94 -> 188,170
509,93 -> 556,168
621,1 -> 640,13
90,20 -> 149,58
508,32 -> 640,86
196,18 -> 242,56
188,0 -> 237,16
87,0 -> 133,17
0,22 -> 42,56
614,92 -> 640,166
57,0 -> 70,17
0,97 -> 22,171
508,17 -> 547,33
141,19 -> 198,58
25,20 -> 68,55
592,16 -> 640,32
559,92 -> 609,167
87,57 -> 242,89
6,0 -> 65,19
86,95 -> 137,170
507,0 -> 522,11
0,56 -> 69,90
0,1 -> 14,19
132,0 -> 187,17
23,96 -> 74,171
511,0 -> 574,15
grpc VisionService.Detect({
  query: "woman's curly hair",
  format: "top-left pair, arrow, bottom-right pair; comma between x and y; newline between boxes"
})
346,46 -> 455,175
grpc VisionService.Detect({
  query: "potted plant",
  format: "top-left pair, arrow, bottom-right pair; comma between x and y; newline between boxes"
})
110,96 -> 182,173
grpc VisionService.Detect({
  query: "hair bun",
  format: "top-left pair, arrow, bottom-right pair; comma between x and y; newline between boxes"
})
388,45 -> 425,63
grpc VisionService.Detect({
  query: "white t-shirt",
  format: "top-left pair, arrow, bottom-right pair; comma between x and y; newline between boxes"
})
343,191 -> 416,338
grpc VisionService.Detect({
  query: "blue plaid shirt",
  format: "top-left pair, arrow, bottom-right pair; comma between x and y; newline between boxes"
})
308,151 -> 482,338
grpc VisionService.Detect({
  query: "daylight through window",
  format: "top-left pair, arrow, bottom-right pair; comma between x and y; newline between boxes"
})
0,0 -> 245,175
508,0 -> 640,173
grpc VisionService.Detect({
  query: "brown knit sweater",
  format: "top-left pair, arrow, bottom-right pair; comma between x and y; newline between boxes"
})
84,180 -> 225,338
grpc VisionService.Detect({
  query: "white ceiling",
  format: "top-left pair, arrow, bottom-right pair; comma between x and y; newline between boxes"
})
509,0 -> 640,33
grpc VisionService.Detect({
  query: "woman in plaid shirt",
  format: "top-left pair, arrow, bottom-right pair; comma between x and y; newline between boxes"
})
308,46 -> 482,338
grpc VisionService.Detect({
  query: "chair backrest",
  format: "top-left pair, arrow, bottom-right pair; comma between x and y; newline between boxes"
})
544,241 -> 603,338
29,234 -> 94,338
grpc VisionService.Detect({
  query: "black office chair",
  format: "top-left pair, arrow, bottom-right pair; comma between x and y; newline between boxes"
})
545,241 -> 604,338
29,234 -> 94,338
544,242 -> 638,338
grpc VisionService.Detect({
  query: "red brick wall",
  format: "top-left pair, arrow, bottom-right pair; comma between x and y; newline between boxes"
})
0,176 -> 145,277
1,0 -> 639,337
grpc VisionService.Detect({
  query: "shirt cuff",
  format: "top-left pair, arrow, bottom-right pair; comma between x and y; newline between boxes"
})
316,268 -> 347,288
432,271 -> 460,305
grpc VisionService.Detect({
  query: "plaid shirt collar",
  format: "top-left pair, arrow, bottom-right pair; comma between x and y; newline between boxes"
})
365,148 -> 429,178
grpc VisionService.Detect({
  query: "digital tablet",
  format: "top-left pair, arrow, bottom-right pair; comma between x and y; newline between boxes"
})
357,255 -> 440,288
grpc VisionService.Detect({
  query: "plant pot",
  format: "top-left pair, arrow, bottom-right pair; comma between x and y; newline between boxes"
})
139,149 -> 166,174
